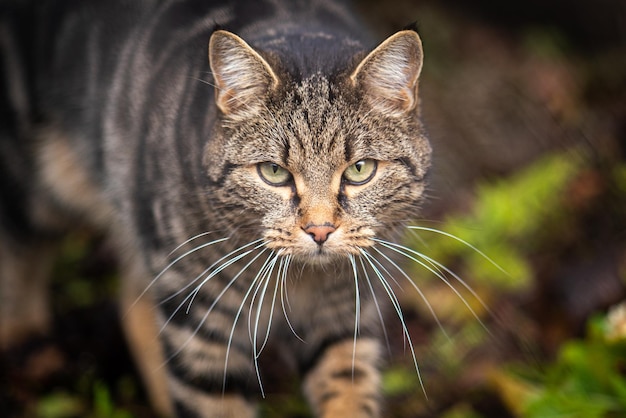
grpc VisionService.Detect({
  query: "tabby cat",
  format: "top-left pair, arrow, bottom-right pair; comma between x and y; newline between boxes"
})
0,0 -> 431,416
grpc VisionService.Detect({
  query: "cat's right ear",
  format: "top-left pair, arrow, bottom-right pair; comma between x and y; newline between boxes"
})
209,30 -> 279,118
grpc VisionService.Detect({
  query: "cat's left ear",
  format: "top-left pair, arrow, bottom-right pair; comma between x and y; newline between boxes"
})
350,30 -> 423,117
209,30 -> 279,118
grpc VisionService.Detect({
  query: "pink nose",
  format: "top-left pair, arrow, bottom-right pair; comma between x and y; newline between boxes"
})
303,224 -> 336,244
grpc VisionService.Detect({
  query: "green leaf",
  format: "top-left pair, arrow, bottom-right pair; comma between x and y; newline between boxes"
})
36,392 -> 85,418
383,366 -> 421,396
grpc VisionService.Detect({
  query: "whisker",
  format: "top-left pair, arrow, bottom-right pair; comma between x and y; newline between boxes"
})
190,76 -> 217,89
358,250 -> 427,398
359,249 -> 411,347
224,250 -> 277,398
157,239 -> 266,333
182,239 -> 267,312
348,254 -> 361,378
405,227 -> 429,250
279,255 -> 304,342
417,253 -> 495,334
167,231 -> 218,257
159,247 -> 271,369
249,254 -> 278,348
258,255 -> 286,354
374,239 -> 491,334
386,238 -> 492,318
125,236 -> 229,317
248,254 -> 278,344
407,225 -> 508,276
369,244 -> 449,340
251,253 -> 280,398
357,255 -> 392,356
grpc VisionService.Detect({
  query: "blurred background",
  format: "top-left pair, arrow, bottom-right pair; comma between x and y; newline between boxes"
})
2,0 -> 625,417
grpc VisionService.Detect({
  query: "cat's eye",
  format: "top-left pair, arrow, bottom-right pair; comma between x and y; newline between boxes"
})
343,159 -> 377,185
257,162 -> 292,186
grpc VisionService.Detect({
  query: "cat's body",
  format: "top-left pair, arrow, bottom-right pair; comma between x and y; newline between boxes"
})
0,0 -> 431,416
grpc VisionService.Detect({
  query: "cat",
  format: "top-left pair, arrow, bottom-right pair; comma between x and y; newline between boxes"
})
0,0 -> 431,416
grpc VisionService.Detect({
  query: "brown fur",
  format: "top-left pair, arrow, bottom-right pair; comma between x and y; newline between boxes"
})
0,1 -> 431,416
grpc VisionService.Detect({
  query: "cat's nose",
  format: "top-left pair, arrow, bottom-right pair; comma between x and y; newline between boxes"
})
303,224 -> 336,244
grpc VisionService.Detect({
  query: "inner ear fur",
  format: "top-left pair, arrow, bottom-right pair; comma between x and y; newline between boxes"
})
350,30 -> 424,117
208,30 -> 279,118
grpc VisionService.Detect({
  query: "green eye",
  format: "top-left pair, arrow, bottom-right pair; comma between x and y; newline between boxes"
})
258,162 -> 292,186
343,159 -> 377,185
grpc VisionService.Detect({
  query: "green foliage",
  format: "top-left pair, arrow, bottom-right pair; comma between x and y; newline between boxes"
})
260,390 -> 311,417
409,151 -> 583,291
383,366 -> 422,397
613,164 -> 626,196
36,393 -> 85,418
441,404 -> 485,418
92,381 -> 135,418
33,372 -> 137,418
35,379 -> 137,418
397,151 -> 626,417
512,313 -> 626,418
522,26 -> 571,59
51,233 -> 118,313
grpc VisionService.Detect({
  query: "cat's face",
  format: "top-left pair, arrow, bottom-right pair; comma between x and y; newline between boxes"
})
204,30 -> 430,263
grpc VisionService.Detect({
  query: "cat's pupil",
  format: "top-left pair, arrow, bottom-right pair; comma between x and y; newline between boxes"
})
355,161 -> 365,172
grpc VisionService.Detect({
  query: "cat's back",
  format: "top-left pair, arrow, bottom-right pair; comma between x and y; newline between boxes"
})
1,0 -> 368,140
0,0 -> 373,234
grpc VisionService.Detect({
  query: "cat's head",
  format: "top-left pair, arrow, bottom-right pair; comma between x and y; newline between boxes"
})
204,29 -> 431,263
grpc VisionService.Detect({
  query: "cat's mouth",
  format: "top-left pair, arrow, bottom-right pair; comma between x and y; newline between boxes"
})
265,225 -> 375,263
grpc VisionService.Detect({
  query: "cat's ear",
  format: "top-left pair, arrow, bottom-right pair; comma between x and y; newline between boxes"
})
350,30 -> 423,117
209,30 -> 279,118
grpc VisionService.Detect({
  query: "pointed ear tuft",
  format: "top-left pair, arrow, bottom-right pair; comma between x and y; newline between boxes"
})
350,30 -> 424,117
208,30 -> 278,118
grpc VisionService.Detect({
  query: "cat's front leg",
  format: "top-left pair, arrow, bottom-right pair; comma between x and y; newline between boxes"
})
155,287 -> 259,418
303,338 -> 382,418
159,327 -> 259,418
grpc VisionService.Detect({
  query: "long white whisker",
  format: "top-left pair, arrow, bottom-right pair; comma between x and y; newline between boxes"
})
357,255 -> 391,356
159,247 -> 271,368
383,238 -> 492,317
156,237 -> 229,286
369,243 -> 449,340
191,76 -> 217,88
251,253 -> 280,398
418,253 -> 495,334
185,240 -> 268,313
282,257 -> 296,314
248,254 -> 278,344
158,240 -> 267,334
167,231 -> 218,257
250,255 -> 278,349
126,236 -> 229,317
160,238 -> 265,307
348,254 -> 361,379
224,250 -> 277,398
375,239 -> 491,333
359,249 -> 427,398
360,249 -> 409,348
259,255 -> 284,354
407,225 -> 508,276
280,255 -> 304,342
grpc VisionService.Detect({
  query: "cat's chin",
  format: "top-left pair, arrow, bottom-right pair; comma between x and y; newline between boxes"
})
278,244 -> 364,266
294,250 -> 349,266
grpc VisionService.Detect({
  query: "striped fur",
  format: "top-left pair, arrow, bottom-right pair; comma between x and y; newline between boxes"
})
0,1 -> 431,417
